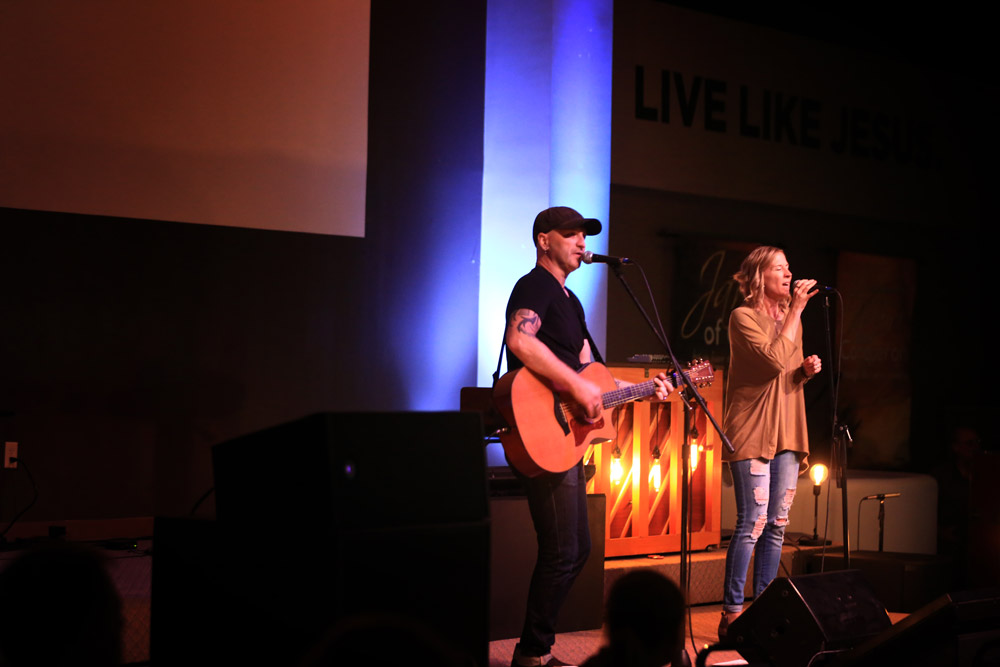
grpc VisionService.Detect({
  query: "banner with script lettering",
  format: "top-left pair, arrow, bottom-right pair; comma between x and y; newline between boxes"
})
672,241 -> 750,368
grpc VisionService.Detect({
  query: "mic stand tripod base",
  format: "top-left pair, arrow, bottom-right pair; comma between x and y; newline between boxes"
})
797,536 -> 832,546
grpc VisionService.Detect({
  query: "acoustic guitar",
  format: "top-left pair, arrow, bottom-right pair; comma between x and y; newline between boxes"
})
493,360 -> 714,477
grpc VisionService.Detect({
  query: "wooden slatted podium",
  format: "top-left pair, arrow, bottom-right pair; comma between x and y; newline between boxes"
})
592,365 -> 724,557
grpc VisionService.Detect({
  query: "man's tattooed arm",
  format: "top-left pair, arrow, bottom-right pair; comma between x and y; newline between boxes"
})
511,309 -> 541,337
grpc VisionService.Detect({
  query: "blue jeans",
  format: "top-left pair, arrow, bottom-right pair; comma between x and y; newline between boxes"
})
510,460 -> 591,656
722,451 -> 800,613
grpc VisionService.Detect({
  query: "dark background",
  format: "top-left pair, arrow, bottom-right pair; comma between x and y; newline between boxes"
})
0,1 -> 992,526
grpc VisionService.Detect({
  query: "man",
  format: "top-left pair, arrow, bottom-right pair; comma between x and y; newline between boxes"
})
504,206 -> 673,667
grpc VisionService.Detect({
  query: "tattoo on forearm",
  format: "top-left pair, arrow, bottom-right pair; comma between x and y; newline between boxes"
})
513,309 -> 541,337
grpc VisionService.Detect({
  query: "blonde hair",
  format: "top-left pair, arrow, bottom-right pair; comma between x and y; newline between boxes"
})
733,246 -> 789,313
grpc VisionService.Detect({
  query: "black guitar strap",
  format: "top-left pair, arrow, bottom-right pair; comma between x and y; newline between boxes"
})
492,333 -> 506,387
583,323 -> 604,365
576,290 -> 604,365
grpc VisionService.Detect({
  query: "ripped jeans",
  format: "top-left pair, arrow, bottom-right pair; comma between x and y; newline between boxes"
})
722,450 -> 800,613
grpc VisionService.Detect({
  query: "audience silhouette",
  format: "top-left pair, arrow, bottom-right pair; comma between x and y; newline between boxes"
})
0,541 -> 123,667
581,569 -> 686,667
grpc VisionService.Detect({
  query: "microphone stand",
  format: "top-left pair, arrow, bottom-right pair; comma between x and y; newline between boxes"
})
821,290 -> 851,566
609,263 -> 734,455
607,261 -> 732,663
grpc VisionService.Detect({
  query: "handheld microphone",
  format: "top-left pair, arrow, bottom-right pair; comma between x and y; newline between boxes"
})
582,251 -> 632,266
796,280 -> 836,292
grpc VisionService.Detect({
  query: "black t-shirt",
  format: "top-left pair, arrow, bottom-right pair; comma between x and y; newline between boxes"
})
504,266 -> 589,372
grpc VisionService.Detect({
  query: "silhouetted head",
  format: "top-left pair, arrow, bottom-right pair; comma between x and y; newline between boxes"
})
604,569 -> 685,667
0,542 -> 123,667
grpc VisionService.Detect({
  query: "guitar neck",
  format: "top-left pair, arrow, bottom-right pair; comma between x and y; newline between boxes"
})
601,371 -> 681,410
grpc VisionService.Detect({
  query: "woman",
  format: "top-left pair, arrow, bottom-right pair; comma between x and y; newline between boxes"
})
718,246 -> 822,639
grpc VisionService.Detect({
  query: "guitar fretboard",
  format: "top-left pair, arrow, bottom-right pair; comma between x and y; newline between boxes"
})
601,378 -> 661,409
600,364 -> 713,409
556,362 -> 712,418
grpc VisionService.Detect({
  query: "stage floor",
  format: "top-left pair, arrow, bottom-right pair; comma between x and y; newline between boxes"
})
489,604 -> 910,666
489,536 -> 910,667
489,602 -> 745,667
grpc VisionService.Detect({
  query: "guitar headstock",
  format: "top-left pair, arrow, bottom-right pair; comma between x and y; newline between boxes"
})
679,358 -> 714,387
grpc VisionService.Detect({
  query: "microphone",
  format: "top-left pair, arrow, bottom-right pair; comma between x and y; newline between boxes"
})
582,251 -> 632,266
862,493 -> 901,500
796,280 -> 837,292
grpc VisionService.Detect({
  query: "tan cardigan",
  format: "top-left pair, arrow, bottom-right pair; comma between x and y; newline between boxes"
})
722,306 -> 810,470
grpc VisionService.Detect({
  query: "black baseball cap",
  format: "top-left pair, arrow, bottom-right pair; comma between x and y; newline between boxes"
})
532,206 -> 602,246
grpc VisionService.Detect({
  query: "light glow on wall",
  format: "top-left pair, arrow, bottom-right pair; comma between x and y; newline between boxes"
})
478,0 -> 613,395
550,0 -> 613,344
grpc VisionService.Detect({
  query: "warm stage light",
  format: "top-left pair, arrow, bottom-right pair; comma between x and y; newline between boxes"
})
688,424 -> 702,473
611,446 -> 624,484
689,443 -> 703,473
800,462 -> 831,546
649,449 -> 662,491
810,463 -> 828,486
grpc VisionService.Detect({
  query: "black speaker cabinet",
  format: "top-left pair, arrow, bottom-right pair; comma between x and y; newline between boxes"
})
212,411 -> 489,530
834,588 -> 1000,667
153,412 -> 490,666
727,570 -> 891,667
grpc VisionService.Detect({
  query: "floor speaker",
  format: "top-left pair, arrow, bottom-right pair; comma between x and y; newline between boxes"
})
834,588 -> 1000,667
727,570 -> 891,667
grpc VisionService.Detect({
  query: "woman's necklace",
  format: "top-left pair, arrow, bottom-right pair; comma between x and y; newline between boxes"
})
765,302 -> 783,329
759,297 -> 784,331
